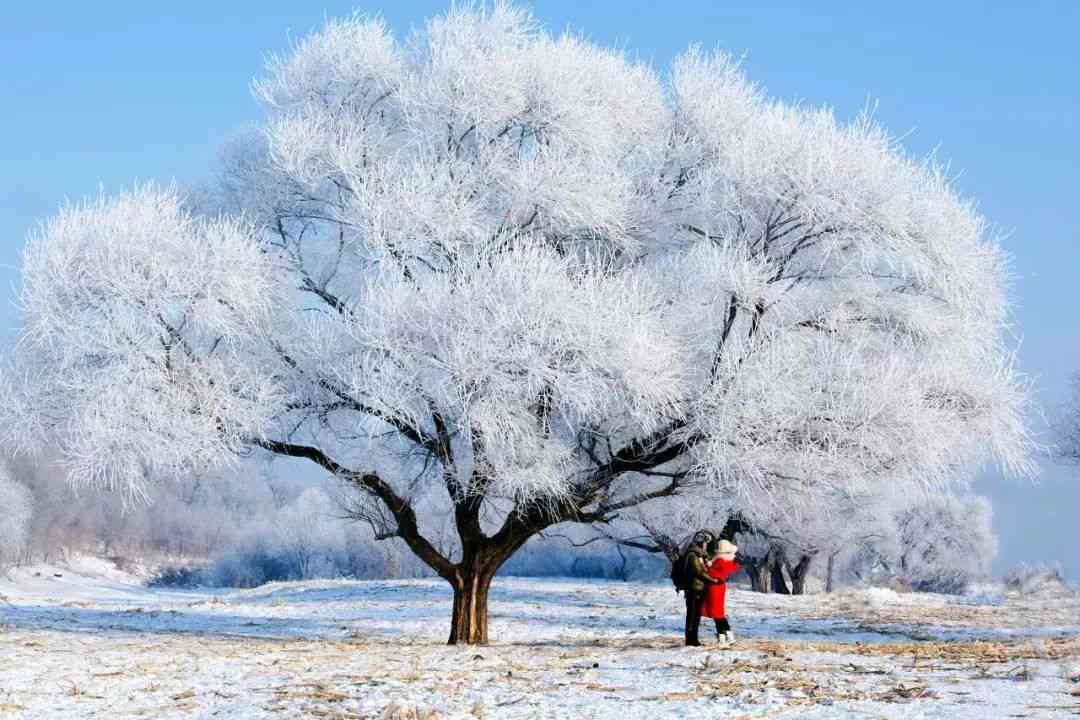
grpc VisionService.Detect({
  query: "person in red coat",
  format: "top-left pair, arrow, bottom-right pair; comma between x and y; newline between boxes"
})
701,538 -> 740,645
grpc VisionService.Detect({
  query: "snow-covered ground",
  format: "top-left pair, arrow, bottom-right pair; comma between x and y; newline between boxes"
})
1,557 -> 1078,718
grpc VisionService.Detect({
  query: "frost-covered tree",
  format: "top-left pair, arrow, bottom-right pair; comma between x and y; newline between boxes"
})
836,491 -> 996,594
1055,372 -> 1080,464
893,493 -> 996,593
6,4 -> 1032,643
816,494 -> 896,593
275,487 -> 345,579
729,480 -> 904,594
0,463 -> 33,568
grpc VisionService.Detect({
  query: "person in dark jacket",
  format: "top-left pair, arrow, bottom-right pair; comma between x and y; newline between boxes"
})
683,531 -> 718,646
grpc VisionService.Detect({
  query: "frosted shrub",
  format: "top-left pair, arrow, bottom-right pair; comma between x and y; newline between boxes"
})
1004,563 -> 1073,598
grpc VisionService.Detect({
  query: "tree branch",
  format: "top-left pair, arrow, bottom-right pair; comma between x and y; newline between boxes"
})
271,340 -> 439,453
251,437 -> 456,579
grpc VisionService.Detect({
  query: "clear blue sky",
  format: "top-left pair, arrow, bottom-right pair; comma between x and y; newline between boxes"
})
3,1 -> 1078,576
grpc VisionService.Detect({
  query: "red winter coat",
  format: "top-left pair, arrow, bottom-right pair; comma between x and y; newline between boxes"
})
700,557 -> 740,619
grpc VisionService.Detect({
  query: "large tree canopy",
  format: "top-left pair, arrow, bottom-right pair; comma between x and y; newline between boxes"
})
5,4 -> 1032,643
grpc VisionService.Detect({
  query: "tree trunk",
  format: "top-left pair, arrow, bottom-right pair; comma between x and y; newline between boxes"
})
444,528 -> 526,646
768,546 -> 791,595
720,512 -> 752,541
614,544 -> 630,582
746,558 -> 771,593
770,558 -> 791,595
787,554 -> 813,595
447,567 -> 494,645
826,551 -> 838,593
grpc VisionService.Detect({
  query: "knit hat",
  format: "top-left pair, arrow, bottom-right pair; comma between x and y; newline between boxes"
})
717,540 -> 738,559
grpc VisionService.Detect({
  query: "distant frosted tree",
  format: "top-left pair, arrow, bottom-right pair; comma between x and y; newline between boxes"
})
275,487 -> 344,579
608,479 -> 933,595
1055,372 -> 1080,464
893,493 -> 996,593
0,464 -> 32,568
6,4 -> 1032,643
729,481 -> 903,594
835,491 -> 996,594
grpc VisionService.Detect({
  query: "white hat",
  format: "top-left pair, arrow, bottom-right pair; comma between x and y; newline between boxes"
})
717,540 -> 738,558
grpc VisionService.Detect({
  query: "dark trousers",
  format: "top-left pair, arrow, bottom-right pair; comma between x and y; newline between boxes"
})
713,617 -> 731,636
684,590 -> 705,645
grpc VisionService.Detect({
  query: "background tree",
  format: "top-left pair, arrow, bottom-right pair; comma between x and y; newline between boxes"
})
729,481 -> 901,594
835,491 -> 996,594
569,494 -> 730,566
0,463 -> 32,570
275,487 -> 345,579
5,4 -> 1032,643
892,493 -> 996,593
1054,372 -> 1080,464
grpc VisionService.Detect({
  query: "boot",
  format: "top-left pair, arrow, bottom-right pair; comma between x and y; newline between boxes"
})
713,619 -> 728,645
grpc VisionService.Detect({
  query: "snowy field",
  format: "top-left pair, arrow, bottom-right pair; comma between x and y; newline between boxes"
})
1,558 -> 1079,719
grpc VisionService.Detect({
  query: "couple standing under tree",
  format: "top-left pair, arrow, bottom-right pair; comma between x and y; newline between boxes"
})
677,531 -> 741,647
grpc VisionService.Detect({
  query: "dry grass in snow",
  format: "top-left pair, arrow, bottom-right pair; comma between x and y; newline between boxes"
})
1,559 -> 1078,719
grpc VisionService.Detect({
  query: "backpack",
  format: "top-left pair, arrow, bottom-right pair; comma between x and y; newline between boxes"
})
672,531 -> 715,593
670,550 -> 692,593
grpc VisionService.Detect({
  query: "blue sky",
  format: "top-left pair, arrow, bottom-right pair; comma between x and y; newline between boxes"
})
3,1 -> 1078,576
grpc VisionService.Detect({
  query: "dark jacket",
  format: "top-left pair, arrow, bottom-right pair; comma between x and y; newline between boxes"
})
685,548 -> 714,592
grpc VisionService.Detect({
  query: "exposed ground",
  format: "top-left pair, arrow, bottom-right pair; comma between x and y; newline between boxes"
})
1,558 -> 1078,718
